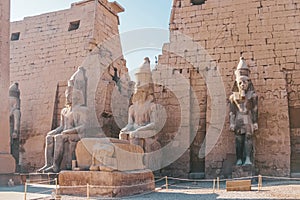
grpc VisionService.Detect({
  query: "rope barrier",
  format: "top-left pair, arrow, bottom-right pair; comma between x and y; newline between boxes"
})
169,184 -> 212,189
24,183 -> 54,200
167,177 -> 215,182
262,176 -> 300,181
25,175 -> 57,183
90,181 -> 156,188
58,185 -> 87,189
33,189 -> 54,194
218,176 -> 259,182
26,179 -> 56,185
26,179 -> 49,183
155,177 -> 167,182
21,173 -> 300,199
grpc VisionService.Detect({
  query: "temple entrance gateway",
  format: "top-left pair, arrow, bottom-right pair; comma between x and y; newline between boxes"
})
189,68 -> 206,177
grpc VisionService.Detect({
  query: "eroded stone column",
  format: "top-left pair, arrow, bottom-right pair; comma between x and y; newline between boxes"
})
0,0 -> 16,174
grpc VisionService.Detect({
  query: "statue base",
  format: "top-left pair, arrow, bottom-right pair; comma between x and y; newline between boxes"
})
232,165 -> 255,178
76,138 -> 145,171
0,173 -> 23,186
0,154 -> 16,174
58,169 -> 155,197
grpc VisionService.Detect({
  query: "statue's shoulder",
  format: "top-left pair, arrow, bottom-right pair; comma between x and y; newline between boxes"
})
74,105 -> 88,113
128,104 -> 135,114
61,107 -> 68,114
150,102 -> 159,112
229,93 -> 236,102
247,90 -> 257,99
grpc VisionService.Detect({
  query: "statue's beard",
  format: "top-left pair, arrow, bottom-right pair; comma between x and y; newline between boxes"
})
133,93 -> 147,103
65,101 -> 72,106
240,89 -> 246,97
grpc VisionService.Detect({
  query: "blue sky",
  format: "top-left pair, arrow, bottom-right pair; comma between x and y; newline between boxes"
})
10,0 -> 173,75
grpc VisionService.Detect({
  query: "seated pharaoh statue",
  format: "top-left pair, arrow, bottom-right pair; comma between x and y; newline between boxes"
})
119,57 -> 161,169
38,80 -> 88,173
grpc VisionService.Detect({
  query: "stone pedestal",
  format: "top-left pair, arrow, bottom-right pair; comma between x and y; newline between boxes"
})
0,173 -> 23,186
232,165 -> 255,178
58,170 -> 155,197
76,138 -> 145,171
0,154 -> 16,174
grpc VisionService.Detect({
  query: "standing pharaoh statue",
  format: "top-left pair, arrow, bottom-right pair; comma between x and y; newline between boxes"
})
38,68 -> 88,173
119,57 -> 161,169
9,82 -> 21,170
229,57 -> 258,166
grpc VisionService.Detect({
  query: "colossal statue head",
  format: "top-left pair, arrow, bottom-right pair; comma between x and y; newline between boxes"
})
9,82 -> 21,110
235,57 -> 250,80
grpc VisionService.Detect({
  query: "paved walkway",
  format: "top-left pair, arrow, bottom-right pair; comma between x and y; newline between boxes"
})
0,181 -> 300,200
0,184 -> 54,200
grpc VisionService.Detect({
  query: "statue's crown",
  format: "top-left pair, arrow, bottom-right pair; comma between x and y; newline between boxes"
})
235,57 -> 250,79
9,82 -> 20,98
134,57 -> 152,89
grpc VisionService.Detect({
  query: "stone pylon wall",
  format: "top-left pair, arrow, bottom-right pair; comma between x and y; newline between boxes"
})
0,0 -> 16,173
10,0 -> 129,172
153,47 -> 207,177
156,0 -> 300,177
286,71 -> 300,173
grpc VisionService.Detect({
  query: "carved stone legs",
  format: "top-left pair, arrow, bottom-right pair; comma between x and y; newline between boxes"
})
244,133 -> 253,165
235,133 -> 253,166
43,134 -> 67,173
67,134 -> 80,170
37,135 -> 54,173
235,134 -> 244,166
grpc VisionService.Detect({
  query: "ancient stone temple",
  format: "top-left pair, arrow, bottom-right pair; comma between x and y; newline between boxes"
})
8,0 -> 300,180
10,0 -> 131,172
153,0 -> 300,178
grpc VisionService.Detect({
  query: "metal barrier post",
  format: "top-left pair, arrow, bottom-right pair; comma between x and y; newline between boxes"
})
217,177 -> 220,191
258,175 -> 262,191
24,181 -> 27,200
55,178 -> 58,196
165,176 -> 168,190
213,179 -> 216,193
87,183 -> 90,200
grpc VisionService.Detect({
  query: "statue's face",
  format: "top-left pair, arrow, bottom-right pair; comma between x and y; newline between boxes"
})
237,76 -> 249,92
65,87 -> 73,106
72,89 -> 84,106
133,86 -> 147,103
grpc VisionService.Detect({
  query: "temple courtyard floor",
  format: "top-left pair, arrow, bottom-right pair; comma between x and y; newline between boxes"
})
0,179 -> 300,199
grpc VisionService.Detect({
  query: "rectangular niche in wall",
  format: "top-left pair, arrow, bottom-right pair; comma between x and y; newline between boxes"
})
191,0 -> 206,5
68,20 -> 80,31
11,32 -> 20,41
